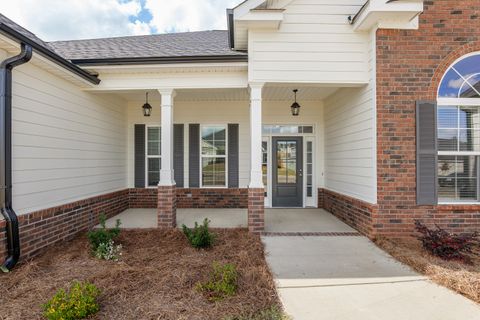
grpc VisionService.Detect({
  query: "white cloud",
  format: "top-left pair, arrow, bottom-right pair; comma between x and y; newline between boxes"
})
0,0 -> 241,41
144,0 -> 239,33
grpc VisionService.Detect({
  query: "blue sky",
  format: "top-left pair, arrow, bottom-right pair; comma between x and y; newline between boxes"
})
0,0 -> 240,41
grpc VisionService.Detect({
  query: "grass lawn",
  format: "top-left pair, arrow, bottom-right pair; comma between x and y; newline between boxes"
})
374,237 -> 480,303
0,229 -> 284,319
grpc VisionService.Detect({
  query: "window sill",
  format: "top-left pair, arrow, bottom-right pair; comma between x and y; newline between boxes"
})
438,202 -> 480,205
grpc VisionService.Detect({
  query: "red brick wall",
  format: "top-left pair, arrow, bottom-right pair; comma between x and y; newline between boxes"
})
0,190 -> 128,263
376,0 -> 480,236
128,188 -> 248,209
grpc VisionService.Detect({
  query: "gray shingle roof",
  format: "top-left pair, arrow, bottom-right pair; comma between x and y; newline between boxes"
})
0,14 -> 54,51
49,31 -> 246,61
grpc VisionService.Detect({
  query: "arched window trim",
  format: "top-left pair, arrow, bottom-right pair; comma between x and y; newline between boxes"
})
436,52 -> 480,203
437,51 -> 480,105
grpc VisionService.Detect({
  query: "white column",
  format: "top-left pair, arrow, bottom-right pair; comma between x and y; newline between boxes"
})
158,89 -> 176,186
249,82 -> 265,189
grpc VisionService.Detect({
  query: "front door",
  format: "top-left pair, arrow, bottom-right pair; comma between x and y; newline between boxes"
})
272,137 -> 303,207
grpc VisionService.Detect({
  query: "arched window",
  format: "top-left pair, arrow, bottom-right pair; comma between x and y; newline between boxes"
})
437,53 -> 480,202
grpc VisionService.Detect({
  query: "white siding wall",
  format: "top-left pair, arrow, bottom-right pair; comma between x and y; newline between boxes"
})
248,0 -> 369,84
126,99 -> 324,190
10,60 -> 128,215
323,28 -> 377,203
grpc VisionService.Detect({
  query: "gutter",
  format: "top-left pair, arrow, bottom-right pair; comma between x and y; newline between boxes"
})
348,0 -> 402,25
227,9 -> 235,49
0,23 -> 100,85
71,54 -> 248,67
0,43 -> 32,272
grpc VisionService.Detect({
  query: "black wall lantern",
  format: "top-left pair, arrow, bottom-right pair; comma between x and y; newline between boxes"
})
290,89 -> 301,116
142,92 -> 152,117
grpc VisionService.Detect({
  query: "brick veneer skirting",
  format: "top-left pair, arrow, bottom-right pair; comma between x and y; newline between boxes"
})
322,189 -> 378,237
248,188 -> 265,233
157,185 -> 176,228
128,188 -> 248,209
0,190 -> 128,263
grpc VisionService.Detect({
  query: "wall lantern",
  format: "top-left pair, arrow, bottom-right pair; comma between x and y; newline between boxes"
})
290,89 -> 301,116
142,92 -> 152,117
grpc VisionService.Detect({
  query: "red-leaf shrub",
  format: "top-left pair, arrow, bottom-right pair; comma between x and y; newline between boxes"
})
414,220 -> 479,263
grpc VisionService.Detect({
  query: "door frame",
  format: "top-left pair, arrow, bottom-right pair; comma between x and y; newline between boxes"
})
262,124 -> 317,208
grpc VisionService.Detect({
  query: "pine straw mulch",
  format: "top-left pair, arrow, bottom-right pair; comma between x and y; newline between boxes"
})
374,237 -> 480,304
0,229 -> 281,320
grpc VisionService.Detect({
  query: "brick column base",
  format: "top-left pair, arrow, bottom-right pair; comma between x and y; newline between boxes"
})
158,185 -> 176,228
248,188 -> 264,233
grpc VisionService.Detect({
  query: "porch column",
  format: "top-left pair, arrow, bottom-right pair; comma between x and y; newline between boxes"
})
157,88 -> 176,228
248,82 -> 265,233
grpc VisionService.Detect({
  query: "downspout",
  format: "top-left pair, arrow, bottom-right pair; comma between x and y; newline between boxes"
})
0,43 -> 32,272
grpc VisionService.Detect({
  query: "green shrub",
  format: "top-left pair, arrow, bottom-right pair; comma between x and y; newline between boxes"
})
42,281 -> 100,320
182,218 -> 215,249
224,306 -> 290,320
196,262 -> 238,301
88,213 -> 121,252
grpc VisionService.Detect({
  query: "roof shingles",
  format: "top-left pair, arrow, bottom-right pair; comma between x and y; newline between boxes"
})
48,31 -> 246,61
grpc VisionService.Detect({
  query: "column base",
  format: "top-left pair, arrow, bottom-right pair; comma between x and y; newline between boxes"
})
248,188 -> 264,233
157,185 -> 176,228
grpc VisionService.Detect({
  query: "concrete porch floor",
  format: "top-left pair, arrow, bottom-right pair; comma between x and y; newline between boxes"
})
101,208 -> 355,233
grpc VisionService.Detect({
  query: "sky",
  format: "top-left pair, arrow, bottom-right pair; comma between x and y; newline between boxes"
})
0,0 -> 240,41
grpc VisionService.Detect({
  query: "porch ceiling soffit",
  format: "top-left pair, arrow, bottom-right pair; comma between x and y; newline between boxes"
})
350,0 -> 424,31
110,85 -> 341,102
83,63 -> 249,91
0,35 -> 96,88
231,0 -> 293,51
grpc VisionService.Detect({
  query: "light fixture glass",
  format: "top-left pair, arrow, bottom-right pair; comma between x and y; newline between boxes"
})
142,92 -> 152,117
290,89 -> 301,116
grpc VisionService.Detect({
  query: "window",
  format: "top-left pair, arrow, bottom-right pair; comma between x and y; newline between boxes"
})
146,126 -> 161,186
262,125 -> 314,135
306,141 -> 313,197
262,140 -> 268,196
438,53 -> 480,202
201,125 -> 227,187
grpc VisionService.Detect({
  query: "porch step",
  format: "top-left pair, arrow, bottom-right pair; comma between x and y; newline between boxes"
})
261,231 -> 361,237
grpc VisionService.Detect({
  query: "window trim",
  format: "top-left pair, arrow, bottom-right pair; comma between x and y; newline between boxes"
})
437,51 -> 480,99
199,124 -> 228,188
145,125 -> 161,188
437,52 -> 480,203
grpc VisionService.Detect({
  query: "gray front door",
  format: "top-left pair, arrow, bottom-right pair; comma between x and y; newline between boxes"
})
272,137 -> 303,207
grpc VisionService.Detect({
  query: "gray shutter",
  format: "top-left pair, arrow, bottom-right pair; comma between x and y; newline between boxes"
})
134,124 -> 146,188
174,124 -> 184,188
416,101 -> 438,205
228,124 -> 239,188
189,124 -> 200,188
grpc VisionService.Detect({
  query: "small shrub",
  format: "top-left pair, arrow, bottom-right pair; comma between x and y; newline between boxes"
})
42,281 -> 100,320
94,239 -> 122,261
414,220 -> 479,263
224,306 -> 290,320
88,213 -> 121,251
196,262 -> 238,301
182,218 -> 215,249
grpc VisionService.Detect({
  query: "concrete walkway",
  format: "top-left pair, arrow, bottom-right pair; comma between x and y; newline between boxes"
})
263,236 -> 480,320
103,208 -> 352,232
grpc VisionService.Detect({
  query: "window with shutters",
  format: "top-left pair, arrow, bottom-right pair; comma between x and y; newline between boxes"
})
438,53 -> 480,202
146,126 -> 161,187
201,125 -> 227,187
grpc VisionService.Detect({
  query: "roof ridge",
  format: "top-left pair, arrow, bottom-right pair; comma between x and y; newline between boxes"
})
48,30 -> 228,44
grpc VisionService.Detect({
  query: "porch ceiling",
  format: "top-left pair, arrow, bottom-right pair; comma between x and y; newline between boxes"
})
106,85 -> 340,102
